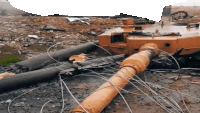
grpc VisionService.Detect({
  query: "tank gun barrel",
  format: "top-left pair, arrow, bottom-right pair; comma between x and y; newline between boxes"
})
71,43 -> 159,113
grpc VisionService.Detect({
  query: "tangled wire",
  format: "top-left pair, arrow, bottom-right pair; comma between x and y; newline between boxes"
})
7,42 -> 200,113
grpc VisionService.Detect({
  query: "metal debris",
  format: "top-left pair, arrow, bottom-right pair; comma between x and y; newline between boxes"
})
67,17 -> 90,25
0,55 -> 125,93
13,102 -> 25,107
40,25 -> 66,32
15,41 -> 98,71
69,53 -> 87,63
26,35 -> 41,40
5,99 -> 11,103
181,76 -> 191,79
191,81 -> 200,85
168,76 -> 179,81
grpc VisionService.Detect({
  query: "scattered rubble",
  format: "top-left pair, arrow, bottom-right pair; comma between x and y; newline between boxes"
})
5,99 -> 11,103
40,25 -> 66,32
1,6 -> 200,113
13,102 -> 25,107
67,17 -> 90,25
89,31 -> 97,36
191,81 -> 200,85
0,44 -> 4,47
0,15 -> 121,62
10,29 -> 18,33
168,76 -> 179,81
181,76 -> 192,79
25,35 -> 41,40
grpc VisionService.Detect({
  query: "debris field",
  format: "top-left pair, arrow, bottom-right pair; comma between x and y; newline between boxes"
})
1,6 -> 200,113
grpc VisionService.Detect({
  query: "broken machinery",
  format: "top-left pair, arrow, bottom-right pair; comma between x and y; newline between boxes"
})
1,5 -> 200,113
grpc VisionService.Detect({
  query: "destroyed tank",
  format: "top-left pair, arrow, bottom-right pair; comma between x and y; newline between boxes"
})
71,5 -> 200,113
99,6 -> 200,68
1,5 -> 200,113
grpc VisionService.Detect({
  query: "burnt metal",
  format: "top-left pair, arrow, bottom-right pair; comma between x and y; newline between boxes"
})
134,20 -> 155,25
149,49 -> 200,69
77,54 -> 124,66
187,23 -> 200,28
0,64 -> 72,93
111,13 -> 140,19
15,42 -> 98,71
171,22 -> 189,26
135,26 -> 143,30
59,54 -> 125,76
0,54 -> 125,93
129,32 -> 181,37
173,48 -> 184,57
162,6 -> 171,17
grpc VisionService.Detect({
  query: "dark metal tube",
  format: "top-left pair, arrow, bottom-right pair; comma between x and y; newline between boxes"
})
0,65 -> 71,93
0,54 -> 125,93
15,42 -> 99,71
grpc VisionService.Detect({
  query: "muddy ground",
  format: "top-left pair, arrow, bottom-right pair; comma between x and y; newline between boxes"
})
1,64 -> 200,113
1,9 -> 200,113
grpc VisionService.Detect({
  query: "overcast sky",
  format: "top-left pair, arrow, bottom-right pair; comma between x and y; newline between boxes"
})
0,0 -> 200,6
174,0 -> 200,6
0,0 -> 8,2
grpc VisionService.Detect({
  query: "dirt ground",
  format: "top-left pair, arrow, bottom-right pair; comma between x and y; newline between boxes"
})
0,15 -> 121,56
1,64 -> 200,113
1,6 -> 200,113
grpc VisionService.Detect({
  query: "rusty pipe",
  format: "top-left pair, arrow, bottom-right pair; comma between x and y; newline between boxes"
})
71,43 -> 159,113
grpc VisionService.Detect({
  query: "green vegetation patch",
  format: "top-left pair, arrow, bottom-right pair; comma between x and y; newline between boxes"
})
0,54 -> 24,66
